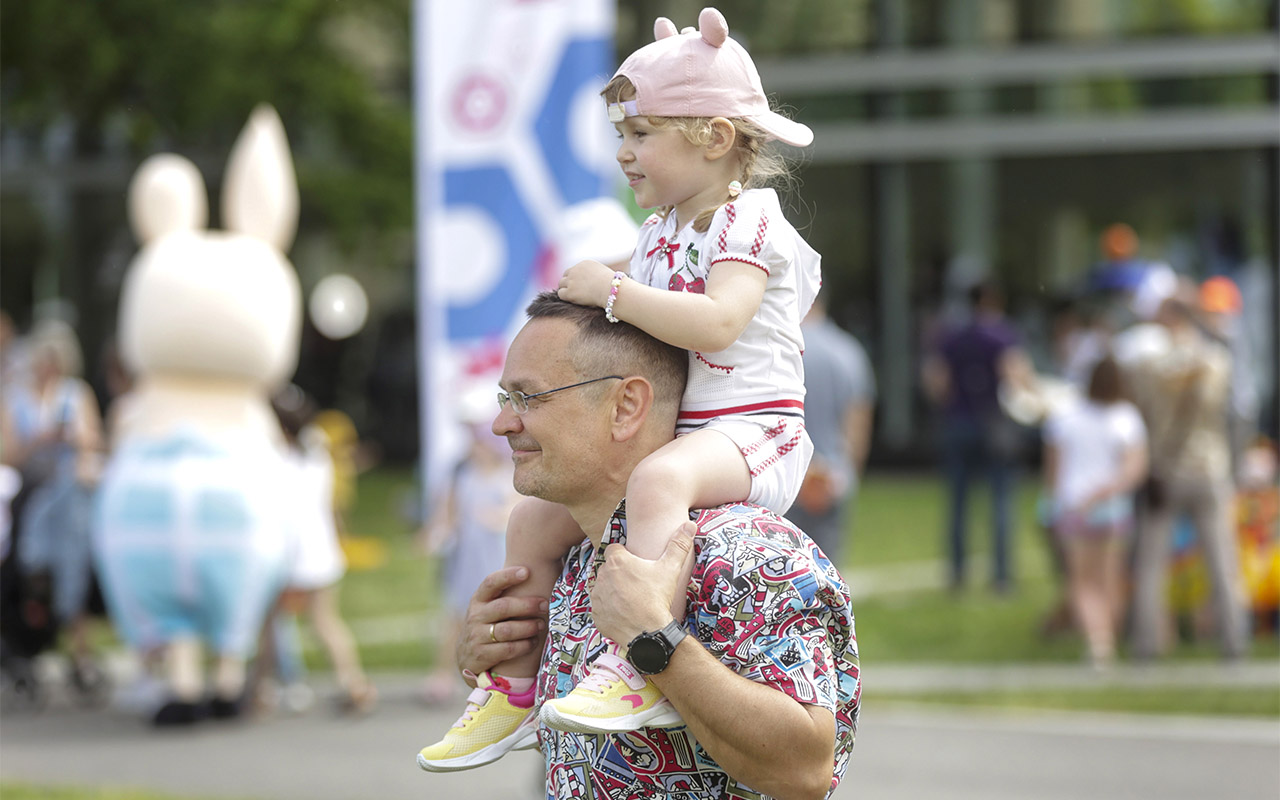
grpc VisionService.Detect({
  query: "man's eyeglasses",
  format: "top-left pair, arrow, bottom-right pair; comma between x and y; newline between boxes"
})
497,376 -> 624,414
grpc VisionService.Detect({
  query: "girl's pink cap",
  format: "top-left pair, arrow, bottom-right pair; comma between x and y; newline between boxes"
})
609,7 -> 813,148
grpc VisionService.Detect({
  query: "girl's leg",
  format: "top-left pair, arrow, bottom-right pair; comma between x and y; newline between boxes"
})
1105,535 -> 1130,634
245,596 -> 282,713
419,498 -> 574,771
537,432 -> 748,737
306,584 -> 376,711
1067,536 -> 1115,664
624,430 -> 751,620
490,497 -> 586,678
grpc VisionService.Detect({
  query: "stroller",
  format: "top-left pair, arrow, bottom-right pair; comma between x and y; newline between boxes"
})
0,464 -> 110,711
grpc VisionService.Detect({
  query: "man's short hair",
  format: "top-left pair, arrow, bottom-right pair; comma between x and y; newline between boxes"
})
525,292 -> 687,410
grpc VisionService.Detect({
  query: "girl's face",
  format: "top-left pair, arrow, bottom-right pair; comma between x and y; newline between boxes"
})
614,117 -> 726,228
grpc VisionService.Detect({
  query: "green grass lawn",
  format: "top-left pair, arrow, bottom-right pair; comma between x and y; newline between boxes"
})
323,467 -> 1280,712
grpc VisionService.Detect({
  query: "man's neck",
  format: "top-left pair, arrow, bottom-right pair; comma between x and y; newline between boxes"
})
562,428 -> 677,549
566,491 -> 627,550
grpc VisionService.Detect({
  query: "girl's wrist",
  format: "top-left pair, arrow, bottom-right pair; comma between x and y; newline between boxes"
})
604,271 -> 625,323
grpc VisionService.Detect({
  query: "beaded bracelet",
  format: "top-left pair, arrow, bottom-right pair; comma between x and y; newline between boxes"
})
604,271 -> 624,323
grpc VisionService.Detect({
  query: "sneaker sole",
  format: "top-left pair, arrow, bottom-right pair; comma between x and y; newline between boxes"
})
416,723 -> 539,773
539,701 -> 683,734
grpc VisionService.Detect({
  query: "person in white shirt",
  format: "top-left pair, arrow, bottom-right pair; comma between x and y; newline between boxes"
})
1042,355 -> 1148,667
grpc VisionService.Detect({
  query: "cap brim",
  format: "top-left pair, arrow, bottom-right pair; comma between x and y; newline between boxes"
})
753,111 -> 813,148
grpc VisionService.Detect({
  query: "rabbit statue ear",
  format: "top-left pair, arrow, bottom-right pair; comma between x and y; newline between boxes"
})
654,17 -> 678,40
127,154 -> 208,245
222,104 -> 299,252
698,7 -> 729,47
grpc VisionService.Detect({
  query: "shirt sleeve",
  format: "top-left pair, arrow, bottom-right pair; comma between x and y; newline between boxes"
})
689,511 -> 850,716
1115,402 -> 1148,448
704,193 -> 781,276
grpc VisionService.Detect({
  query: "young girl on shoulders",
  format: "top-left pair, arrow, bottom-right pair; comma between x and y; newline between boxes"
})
419,6 -> 822,772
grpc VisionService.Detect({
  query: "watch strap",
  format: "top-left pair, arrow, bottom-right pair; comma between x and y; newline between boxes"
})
656,619 -> 688,651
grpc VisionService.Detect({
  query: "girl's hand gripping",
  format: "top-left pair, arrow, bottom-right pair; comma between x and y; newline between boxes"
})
557,259 -> 617,309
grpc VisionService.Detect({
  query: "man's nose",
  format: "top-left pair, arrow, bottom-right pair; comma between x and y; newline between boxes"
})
492,404 -> 522,437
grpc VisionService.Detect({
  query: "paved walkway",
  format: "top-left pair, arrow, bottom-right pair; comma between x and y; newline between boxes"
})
3,662 -> 1277,800
5,551 -> 1277,799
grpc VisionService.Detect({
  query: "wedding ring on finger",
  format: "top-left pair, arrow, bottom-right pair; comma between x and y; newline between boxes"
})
489,622 -> 498,643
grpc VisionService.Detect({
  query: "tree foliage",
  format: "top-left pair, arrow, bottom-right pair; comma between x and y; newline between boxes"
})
1,0 -> 414,251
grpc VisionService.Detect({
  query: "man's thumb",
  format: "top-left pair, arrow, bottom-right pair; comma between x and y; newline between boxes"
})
662,521 -> 696,563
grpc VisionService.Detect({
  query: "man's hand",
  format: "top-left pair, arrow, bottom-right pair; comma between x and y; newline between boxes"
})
457,567 -> 548,683
591,522 -> 696,646
557,259 -> 616,309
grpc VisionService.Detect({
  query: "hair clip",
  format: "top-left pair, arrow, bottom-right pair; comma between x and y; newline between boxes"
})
607,101 -> 639,123
727,180 -> 742,198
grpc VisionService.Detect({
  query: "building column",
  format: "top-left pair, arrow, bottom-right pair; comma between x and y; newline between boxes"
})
872,0 -> 913,450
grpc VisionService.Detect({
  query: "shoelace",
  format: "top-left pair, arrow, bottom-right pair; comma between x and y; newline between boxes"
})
575,660 -> 628,696
451,687 -> 491,729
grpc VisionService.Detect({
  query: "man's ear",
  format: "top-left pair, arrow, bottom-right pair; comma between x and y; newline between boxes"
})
611,376 -> 653,441
706,118 -> 737,161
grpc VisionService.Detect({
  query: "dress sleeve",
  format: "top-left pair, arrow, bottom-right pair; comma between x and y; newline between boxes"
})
704,193 -> 780,276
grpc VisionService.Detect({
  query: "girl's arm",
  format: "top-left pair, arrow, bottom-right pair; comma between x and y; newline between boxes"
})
558,258 -> 766,353
1082,440 -> 1149,509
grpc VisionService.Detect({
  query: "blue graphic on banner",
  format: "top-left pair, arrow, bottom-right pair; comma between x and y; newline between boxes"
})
535,37 -> 611,206
443,166 -> 539,341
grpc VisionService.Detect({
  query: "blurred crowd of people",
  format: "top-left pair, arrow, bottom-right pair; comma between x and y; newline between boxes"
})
0,310 -> 374,721
921,222 -> 1276,668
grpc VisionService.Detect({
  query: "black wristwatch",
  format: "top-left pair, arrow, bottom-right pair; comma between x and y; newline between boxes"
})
627,620 -> 688,675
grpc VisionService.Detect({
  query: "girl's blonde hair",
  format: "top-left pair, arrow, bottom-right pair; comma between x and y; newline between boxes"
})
603,75 -> 795,234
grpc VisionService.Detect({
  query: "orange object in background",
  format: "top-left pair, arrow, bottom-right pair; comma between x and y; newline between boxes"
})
1199,275 -> 1243,314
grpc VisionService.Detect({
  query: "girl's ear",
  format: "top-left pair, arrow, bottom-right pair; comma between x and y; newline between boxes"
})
706,117 -> 737,161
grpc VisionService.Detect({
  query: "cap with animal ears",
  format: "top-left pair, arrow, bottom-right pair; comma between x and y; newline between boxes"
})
608,7 -> 813,148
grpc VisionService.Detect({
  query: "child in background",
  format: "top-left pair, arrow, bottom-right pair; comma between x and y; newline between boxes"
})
419,7 -> 820,772
251,387 -> 376,715
417,385 -> 520,705
1043,356 -> 1148,668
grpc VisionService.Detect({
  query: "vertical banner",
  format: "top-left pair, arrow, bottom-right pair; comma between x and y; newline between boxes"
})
414,0 -> 618,508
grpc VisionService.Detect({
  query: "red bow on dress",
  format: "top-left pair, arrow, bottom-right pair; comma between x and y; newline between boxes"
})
646,237 -> 681,271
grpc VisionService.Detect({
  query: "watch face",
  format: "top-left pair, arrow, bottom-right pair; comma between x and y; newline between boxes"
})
629,635 -> 667,673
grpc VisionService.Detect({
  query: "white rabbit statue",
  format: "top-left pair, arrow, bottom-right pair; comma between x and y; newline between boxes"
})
94,105 -> 303,726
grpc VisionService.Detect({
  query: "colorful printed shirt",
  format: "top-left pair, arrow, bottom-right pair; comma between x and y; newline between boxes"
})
538,501 -> 860,799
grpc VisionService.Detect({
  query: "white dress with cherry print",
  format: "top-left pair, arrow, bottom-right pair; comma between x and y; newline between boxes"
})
629,187 -> 820,514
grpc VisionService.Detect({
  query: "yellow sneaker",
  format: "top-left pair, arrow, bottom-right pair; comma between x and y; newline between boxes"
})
416,672 -> 539,772
539,654 -> 683,734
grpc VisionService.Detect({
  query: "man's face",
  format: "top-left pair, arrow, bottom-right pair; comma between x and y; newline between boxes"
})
493,318 -> 613,504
